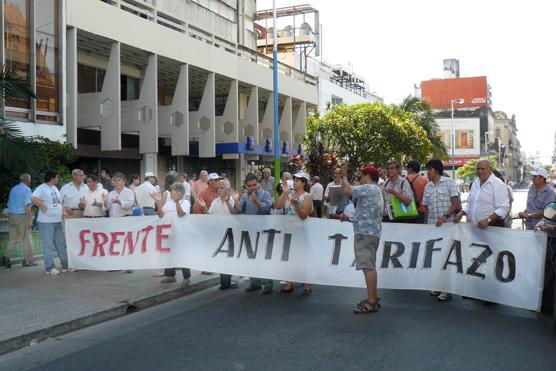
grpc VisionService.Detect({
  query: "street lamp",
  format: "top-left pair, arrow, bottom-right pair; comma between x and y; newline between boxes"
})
450,98 -> 465,179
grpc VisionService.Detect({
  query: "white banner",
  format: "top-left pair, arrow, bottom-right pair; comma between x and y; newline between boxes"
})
65,215 -> 547,311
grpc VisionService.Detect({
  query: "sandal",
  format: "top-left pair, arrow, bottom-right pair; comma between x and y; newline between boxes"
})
278,285 -> 294,293
356,297 -> 380,308
302,288 -> 312,296
353,299 -> 380,314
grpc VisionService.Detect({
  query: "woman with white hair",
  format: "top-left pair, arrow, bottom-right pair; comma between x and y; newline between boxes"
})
151,172 -> 192,284
208,179 -> 240,290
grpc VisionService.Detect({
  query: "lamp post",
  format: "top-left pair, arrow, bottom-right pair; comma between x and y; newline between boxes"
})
450,98 -> 464,179
272,0 -> 280,200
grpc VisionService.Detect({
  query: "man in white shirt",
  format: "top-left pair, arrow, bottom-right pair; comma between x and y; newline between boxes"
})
324,168 -> 344,215
60,169 -> 88,219
31,169 -> 68,275
453,159 -> 509,228
309,176 -> 324,218
80,174 -> 109,217
178,173 -> 192,201
135,172 -> 158,215
108,172 -> 135,217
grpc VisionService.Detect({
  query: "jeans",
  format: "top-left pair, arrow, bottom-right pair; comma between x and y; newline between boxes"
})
164,268 -> 191,279
38,222 -> 68,272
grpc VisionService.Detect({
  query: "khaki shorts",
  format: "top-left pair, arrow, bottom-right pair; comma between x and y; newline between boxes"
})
354,234 -> 379,270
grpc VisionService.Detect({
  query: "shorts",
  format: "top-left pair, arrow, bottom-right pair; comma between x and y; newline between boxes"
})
354,234 -> 379,270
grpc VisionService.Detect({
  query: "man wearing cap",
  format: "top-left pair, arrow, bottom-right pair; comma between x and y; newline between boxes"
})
341,165 -> 384,314
519,167 -> 556,230
135,172 -> 158,215
192,173 -> 220,214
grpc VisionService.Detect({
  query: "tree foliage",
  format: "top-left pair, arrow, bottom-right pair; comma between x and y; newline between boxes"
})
302,102 -> 432,173
455,155 -> 498,179
399,95 -> 447,159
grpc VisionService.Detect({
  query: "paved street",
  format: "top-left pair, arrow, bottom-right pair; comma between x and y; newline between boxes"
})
1,282 -> 555,371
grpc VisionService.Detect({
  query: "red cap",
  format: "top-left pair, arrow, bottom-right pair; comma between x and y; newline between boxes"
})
361,165 -> 379,177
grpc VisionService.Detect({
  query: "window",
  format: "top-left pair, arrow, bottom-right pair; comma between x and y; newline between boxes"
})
121,75 -> 140,101
4,0 -> 31,111
456,130 -> 474,149
77,64 -> 105,93
35,0 -> 59,121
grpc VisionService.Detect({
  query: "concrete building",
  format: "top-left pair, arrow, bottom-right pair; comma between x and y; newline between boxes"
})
493,111 -> 522,181
421,59 -> 522,177
1,0 -> 318,187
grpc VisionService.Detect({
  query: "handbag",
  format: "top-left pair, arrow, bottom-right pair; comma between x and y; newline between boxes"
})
387,181 -> 418,221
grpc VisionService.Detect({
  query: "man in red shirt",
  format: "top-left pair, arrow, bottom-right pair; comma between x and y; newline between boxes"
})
405,160 -> 429,224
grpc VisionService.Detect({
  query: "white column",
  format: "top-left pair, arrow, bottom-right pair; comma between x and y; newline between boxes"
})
121,53 -> 158,154
279,96 -> 292,153
77,41 -> 122,151
216,79 -> 239,144
189,72 -> 215,158
239,86 -> 258,144
158,63 -> 189,156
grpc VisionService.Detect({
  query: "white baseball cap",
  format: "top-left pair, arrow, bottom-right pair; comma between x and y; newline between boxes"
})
144,171 -> 156,178
530,167 -> 548,179
293,171 -> 310,181
207,173 -> 221,181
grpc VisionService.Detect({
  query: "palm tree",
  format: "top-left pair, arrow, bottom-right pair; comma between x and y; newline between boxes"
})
400,95 -> 448,159
0,64 -> 37,170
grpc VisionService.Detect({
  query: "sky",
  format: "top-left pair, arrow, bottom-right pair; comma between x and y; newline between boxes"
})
257,0 -> 556,164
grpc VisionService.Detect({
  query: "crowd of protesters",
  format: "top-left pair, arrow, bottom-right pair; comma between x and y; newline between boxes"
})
1,159 -> 555,315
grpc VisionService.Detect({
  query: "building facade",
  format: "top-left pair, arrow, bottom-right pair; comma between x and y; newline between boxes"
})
493,111 -> 522,181
1,0 -> 318,187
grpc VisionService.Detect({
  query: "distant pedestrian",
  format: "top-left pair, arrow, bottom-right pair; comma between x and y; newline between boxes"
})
151,180 -> 191,284
60,169 -> 88,219
422,159 -> 460,302
208,179 -> 240,290
81,175 -> 109,218
192,170 -> 209,198
260,168 -> 274,194
324,168 -> 343,215
405,160 -> 428,223
135,172 -> 158,215
108,172 -> 135,217
1,174 -> 36,268
31,170 -> 68,275
128,174 -> 140,191
178,173 -> 192,201
383,161 -> 414,222
310,176 -> 324,218
100,167 -> 113,192
340,165 -> 384,314
519,167 -> 555,230
275,171 -> 313,296
240,173 -> 273,294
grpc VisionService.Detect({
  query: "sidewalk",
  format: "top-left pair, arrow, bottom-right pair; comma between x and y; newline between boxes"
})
0,264 -> 220,355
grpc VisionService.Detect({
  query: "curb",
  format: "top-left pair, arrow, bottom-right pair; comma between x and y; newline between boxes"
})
0,276 -> 220,356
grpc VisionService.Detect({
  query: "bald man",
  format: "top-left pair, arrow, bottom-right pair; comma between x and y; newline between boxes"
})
453,159 -> 509,229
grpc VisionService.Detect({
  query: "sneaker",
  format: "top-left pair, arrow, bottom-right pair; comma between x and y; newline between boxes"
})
261,286 -> 273,295
430,291 -> 440,297
46,268 -> 61,275
160,276 -> 177,283
22,260 -> 37,267
60,269 -> 69,273
438,292 -> 452,302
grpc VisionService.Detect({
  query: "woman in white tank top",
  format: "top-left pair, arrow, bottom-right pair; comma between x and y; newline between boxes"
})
275,171 -> 314,295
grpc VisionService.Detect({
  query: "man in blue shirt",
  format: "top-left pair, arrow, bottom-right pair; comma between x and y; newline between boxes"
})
1,174 -> 37,268
240,173 -> 273,294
